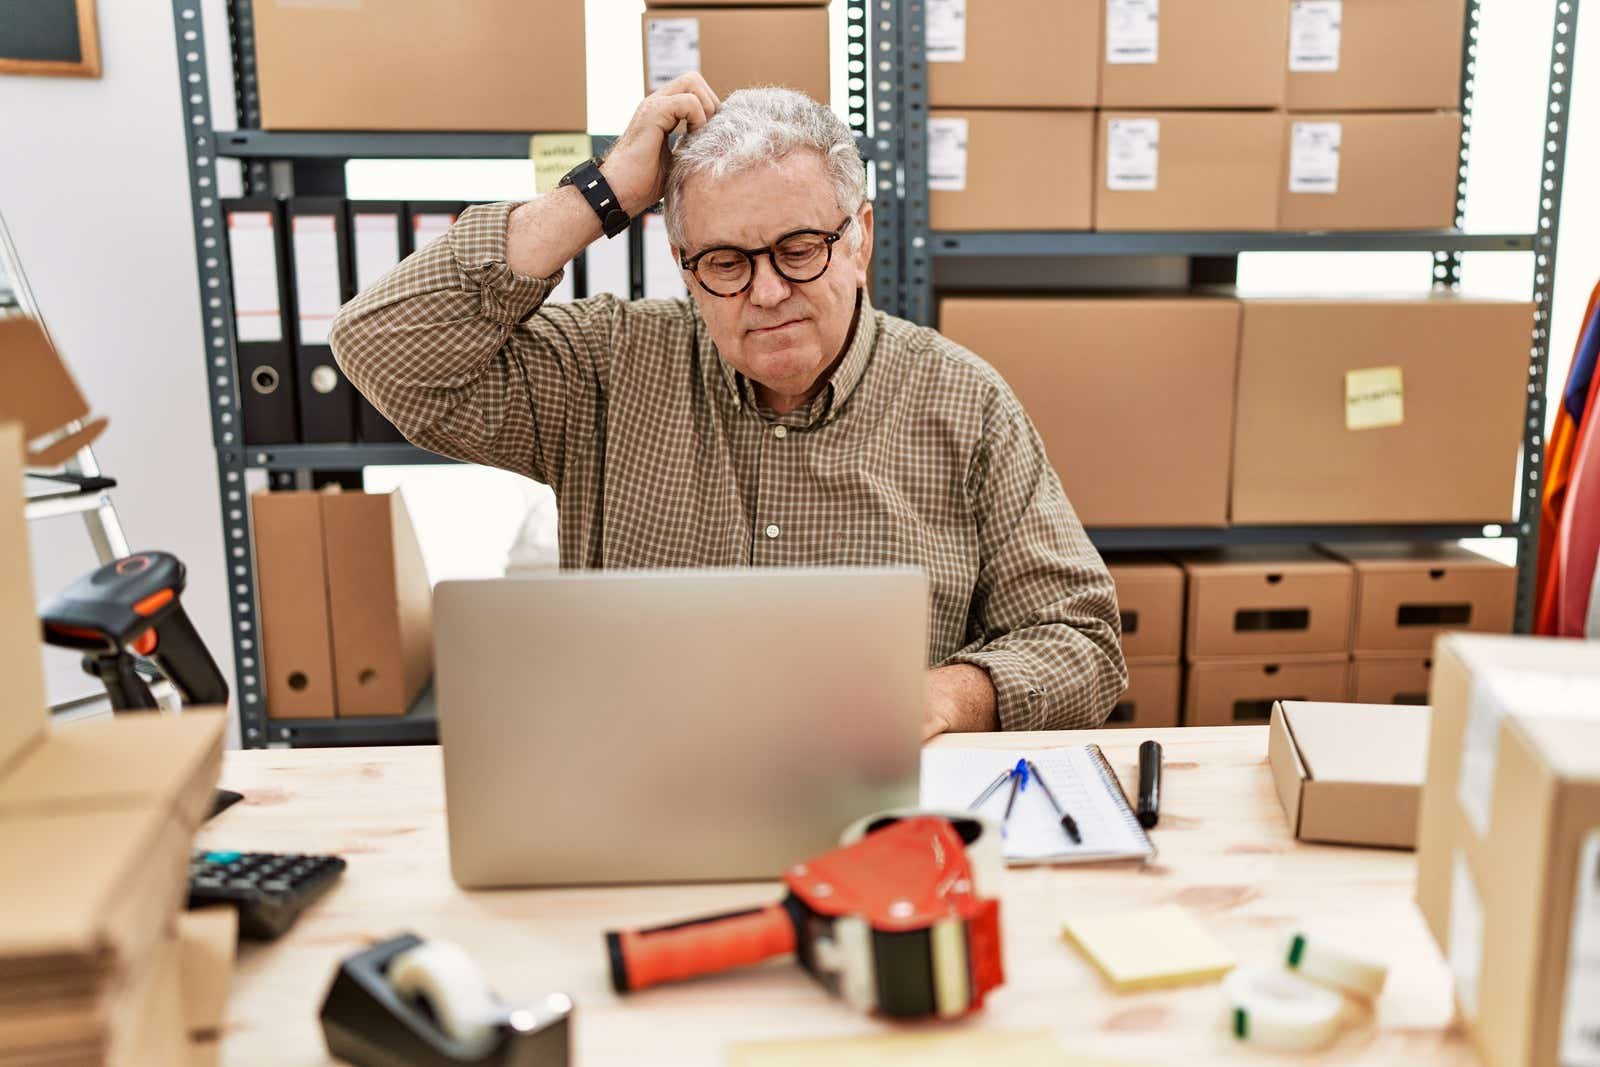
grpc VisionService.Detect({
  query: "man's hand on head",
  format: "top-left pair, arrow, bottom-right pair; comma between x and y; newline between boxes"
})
601,72 -> 721,217
923,663 -> 999,741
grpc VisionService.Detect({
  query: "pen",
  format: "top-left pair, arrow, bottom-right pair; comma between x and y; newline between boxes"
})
1025,759 -> 1082,845
1137,741 -> 1163,829
967,766 -> 1014,810
1001,758 -> 1028,827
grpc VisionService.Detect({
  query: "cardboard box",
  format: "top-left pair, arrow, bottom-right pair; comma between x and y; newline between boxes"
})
937,297 -> 1239,527
176,908 -> 237,1067
1184,656 -> 1350,726
1325,542 -> 1516,652
1095,111 -> 1286,231
1181,548 -> 1355,660
0,425 -> 45,766
1416,635 -> 1600,950
1099,0 -> 1289,108
928,0 -> 1099,107
1268,701 -> 1429,848
929,110 -> 1094,231
1350,653 -> 1433,706
253,491 -> 337,719
0,314 -> 109,466
1415,638 -> 1600,1067
1286,0 -> 1466,112
1279,112 -> 1462,231
1230,297 -> 1533,524
1106,556 -> 1185,661
1105,661 -> 1181,729
321,490 -> 433,718
643,9 -> 829,103
253,1 -> 586,132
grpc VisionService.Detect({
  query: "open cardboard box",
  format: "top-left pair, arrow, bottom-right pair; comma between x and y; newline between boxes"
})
0,313 -> 108,467
0,421 -> 227,1062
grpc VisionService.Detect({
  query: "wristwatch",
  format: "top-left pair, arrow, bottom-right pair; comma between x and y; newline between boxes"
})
558,157 -> 631,239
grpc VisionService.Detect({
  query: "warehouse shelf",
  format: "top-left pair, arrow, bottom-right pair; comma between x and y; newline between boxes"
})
1089,523 -> 1507,553
229,443 -> 456,471
929,230 -> 1535,258
267,685 -> 437,748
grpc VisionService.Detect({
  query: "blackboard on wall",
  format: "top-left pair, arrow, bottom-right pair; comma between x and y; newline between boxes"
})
0,0 -> 101,77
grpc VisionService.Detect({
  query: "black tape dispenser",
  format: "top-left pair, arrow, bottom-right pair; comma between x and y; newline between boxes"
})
321,934 -> 571,1067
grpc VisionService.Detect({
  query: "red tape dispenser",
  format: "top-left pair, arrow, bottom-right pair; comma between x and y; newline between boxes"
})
605,811 -> 1004,1018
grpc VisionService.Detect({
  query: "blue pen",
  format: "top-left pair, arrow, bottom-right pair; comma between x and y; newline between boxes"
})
1001,758 -> 1029,827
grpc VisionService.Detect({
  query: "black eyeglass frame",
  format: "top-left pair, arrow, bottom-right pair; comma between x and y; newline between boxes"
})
678,216 -> 854,298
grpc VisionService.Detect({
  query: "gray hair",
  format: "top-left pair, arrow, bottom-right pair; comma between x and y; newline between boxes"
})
662,87 -> 867,252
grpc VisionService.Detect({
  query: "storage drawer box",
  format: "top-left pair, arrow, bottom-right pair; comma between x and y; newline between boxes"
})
1107,556 -> 1186,661
1184,656 -> 1351,727
1181,548 -> 1355,660
1105,661 -> 1182,729
1349,653 -> 1433,706
1324,542 -> 1516,652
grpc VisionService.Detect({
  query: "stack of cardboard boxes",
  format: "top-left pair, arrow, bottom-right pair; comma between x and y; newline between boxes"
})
1104,556 -> 1185,727
252,489 -> 433,721
938,294 -> 1534,533
1417,635 -> 1600,1067
642,0 -> 830,104
0,423 -> 235,1066
930,0 -> 1465,232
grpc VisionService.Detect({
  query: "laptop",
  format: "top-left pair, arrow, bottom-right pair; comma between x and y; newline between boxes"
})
434,567 -> 927,889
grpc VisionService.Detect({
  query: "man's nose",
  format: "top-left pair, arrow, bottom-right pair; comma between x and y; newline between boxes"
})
748,253 -> 792,307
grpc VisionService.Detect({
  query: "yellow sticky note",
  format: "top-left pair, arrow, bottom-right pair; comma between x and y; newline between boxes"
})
1345,365 -> 1405,431
1062,905 -> 1235,992
530,133 -> 594,195
726,1030 -> 1141,1067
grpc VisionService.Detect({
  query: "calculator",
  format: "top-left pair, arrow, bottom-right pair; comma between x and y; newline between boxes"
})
187,850 -> 347,940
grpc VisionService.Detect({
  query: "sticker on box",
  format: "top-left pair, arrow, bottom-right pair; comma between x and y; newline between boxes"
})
928,117 -> 969,192
1289,0 -> 1342,73
1106,118 -> 1159,192
1448,854 -> 1484,1021
646,18 -> 701,92
1290,122 -> 1342,195
1344,366 -> 1402,431
926,0 -> 967,63
1106,0 -> 1159,65
1562,830 -> 1600,1067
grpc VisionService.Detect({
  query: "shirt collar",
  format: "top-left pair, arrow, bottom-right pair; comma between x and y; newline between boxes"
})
699,288 -> 879,427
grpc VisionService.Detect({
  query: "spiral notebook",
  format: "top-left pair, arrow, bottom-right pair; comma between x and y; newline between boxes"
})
919,745 -> 1157,865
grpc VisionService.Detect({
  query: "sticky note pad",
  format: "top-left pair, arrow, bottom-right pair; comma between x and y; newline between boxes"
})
1062,905 -> 1236,992
727,1030 -> 1140,1067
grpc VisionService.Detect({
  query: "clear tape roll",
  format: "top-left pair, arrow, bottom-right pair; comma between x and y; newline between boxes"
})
1224,964 -> 1344,1051
387,940 -> 501,1056
1284,932 -> 1388,999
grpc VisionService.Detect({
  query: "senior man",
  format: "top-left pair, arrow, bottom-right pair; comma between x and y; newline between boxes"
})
331,76 -> 1126,736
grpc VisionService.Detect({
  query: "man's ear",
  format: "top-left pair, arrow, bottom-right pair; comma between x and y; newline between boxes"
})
853,202 -> 874,286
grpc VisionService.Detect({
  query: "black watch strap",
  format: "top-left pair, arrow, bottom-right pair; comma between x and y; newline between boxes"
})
558,158 -> 630,239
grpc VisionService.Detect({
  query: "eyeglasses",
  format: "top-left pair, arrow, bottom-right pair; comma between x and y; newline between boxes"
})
679,217 -> 853,298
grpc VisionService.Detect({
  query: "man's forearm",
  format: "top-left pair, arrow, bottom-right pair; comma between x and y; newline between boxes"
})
506,160 -> 659,279
925,663 -> 999,737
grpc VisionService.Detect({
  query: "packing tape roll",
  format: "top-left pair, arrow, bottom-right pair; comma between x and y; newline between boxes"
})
1284,932 -> 1388,999
388,940 -> 501,1056
1224,964 -> 1344,1051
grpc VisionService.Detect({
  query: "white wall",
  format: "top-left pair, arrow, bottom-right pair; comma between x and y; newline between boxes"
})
0,1 -> 1594,739
0,2 -> 233,732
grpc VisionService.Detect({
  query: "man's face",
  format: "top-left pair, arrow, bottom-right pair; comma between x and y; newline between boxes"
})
672,150 -> 873,410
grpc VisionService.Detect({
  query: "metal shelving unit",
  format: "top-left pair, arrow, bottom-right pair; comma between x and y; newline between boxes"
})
176,0 -> 1579,746
173,0 -> 901,747
894,0 -> 1580,630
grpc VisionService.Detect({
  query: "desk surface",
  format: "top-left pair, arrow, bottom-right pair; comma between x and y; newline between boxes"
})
202,727 -> 1472,1066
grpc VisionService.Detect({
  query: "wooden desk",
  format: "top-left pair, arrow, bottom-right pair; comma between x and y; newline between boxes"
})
203,727 -> 1471,1065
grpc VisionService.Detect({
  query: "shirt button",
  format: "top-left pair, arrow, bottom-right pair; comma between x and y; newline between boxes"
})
765,524 -> 780,540
773,425 -> 787,439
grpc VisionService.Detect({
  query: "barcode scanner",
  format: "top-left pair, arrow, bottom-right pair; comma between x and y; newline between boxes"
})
40,551 -> 242,818
39,551 -> 229,710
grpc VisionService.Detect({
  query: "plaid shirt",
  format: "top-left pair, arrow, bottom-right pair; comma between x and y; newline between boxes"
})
331,201 -> 1126,730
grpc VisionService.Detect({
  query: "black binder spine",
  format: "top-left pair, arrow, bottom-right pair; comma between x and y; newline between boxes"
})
223,196 -> 299,445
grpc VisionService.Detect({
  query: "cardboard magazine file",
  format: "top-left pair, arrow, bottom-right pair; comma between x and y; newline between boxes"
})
0,313 -> 108,466
1180,548 -> 1355,660
321,489 -> 433,717
1268,701 -> 1429,849
1106,662 -> 1181,729
1184,656 -> 1351,727
1321,542 -> 1516,653
252,489 -> 337,719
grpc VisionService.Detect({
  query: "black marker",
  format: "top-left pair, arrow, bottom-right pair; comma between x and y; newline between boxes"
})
1137,741 -> 1163,829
